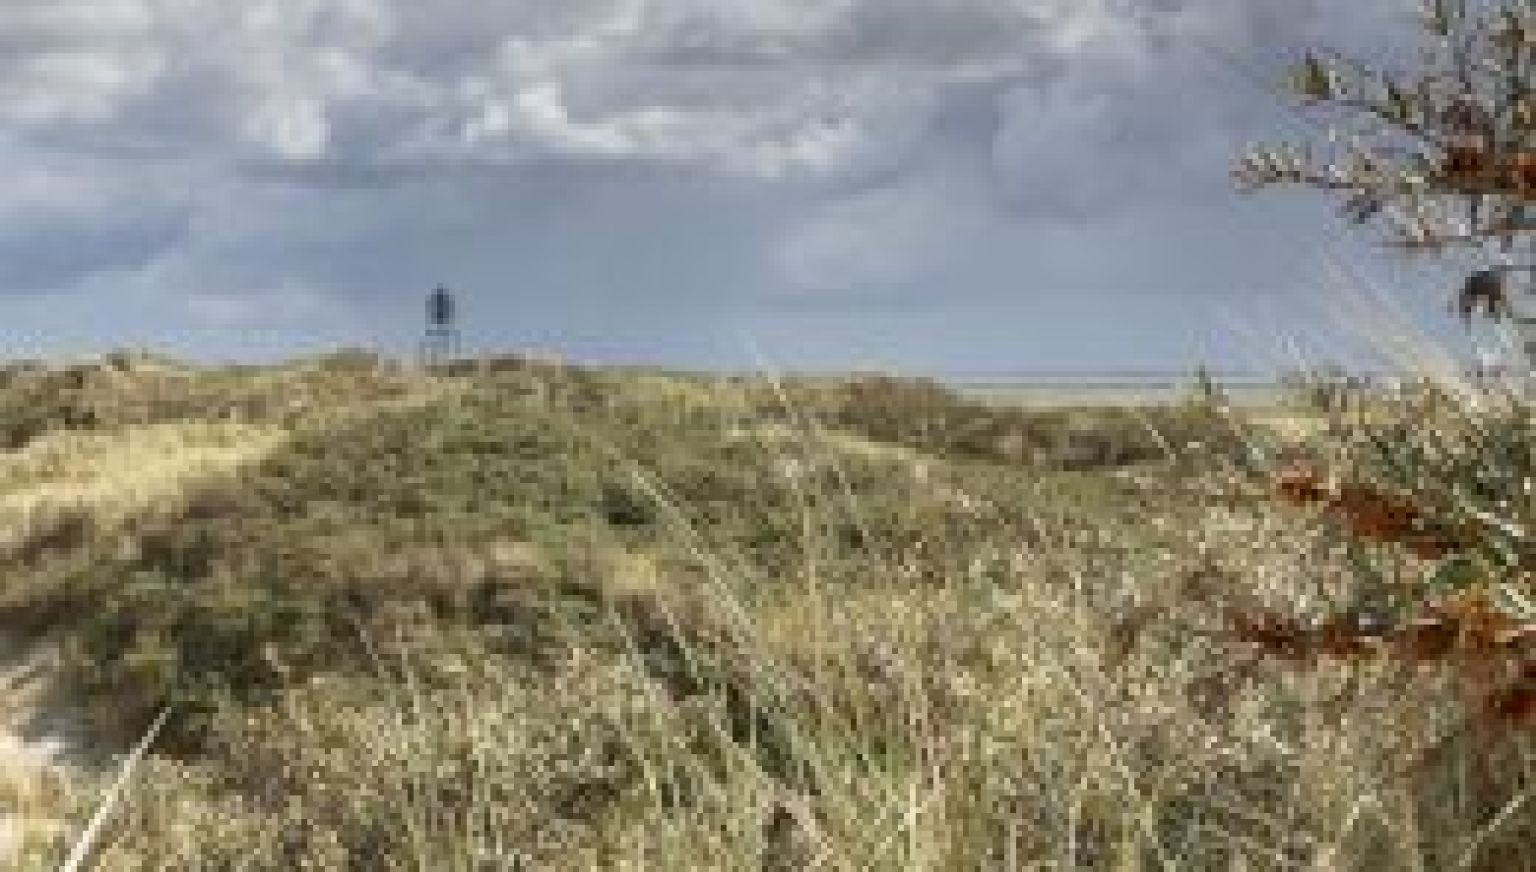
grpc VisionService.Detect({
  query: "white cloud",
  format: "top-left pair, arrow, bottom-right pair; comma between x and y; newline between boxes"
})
0,0 -> 1072,175
243,97 -> 332,159
0,0 -> 1430,370
0,0 -> 1399,179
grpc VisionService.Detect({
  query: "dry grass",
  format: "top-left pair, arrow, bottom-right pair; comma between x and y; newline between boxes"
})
0,354 -> 1528,870
0,420 -> 293,870
0,360 -> 461,870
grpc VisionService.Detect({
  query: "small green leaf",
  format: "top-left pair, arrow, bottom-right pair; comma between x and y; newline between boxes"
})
1423,552 -> 1482,594
1290,54 -> 1333,101
1384,81 -> 1413,122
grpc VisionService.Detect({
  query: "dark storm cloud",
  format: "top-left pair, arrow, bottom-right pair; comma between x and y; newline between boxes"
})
0,0 -> 1456,370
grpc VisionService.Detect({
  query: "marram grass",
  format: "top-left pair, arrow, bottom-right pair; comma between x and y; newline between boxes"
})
0,354 -> 1528,870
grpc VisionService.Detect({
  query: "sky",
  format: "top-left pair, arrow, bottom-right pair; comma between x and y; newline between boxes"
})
0,0 -> 1507,374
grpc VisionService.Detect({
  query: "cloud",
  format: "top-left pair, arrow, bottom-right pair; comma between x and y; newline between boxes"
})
0,0 -> 1078,176
0,0 -> 1406,178
0,0 -> 1440,370
0,0 -> 1079,299
0,144 -> 190,291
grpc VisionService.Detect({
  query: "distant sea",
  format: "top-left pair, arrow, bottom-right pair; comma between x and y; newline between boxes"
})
938,367 -> 1531,407
939,372 -> 1287,407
